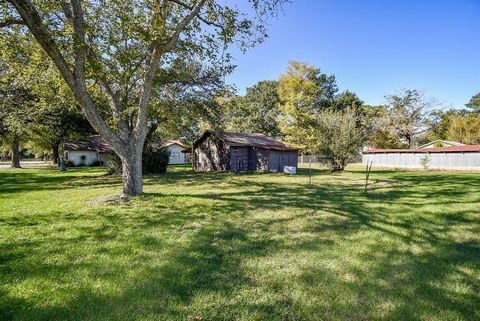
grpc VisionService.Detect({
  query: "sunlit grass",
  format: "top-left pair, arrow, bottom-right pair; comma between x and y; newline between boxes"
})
0,165 -> 479,320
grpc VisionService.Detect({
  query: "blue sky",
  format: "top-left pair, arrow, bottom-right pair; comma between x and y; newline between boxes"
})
225,0 -> 480,109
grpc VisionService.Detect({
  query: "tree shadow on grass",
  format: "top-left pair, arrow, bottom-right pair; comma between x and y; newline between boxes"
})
1,168 -> 479,320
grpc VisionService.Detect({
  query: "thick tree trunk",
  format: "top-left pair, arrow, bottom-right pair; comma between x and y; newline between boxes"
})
11,136 -> 21,168
52,145 -> 59,164
119,144 -> 144,197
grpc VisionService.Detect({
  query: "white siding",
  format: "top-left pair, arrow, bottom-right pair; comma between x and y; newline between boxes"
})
166,144 -> 186,165
362,152 -> 480,170
67,151 -> 99,166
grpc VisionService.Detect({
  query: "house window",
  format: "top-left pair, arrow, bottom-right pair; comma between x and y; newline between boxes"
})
171,152 -> 180,159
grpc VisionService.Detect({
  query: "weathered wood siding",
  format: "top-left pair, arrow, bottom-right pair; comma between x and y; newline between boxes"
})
230,146 -> 249,171
247,147 -> 269,172
195,135 -> 230,171
268,151 -> 298,172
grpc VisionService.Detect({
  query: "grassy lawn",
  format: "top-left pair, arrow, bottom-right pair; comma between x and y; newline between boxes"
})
0,165 -> 479,321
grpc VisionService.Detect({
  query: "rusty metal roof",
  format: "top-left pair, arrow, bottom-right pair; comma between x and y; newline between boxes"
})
364,145 -> 480,154
195,131 -> 299,151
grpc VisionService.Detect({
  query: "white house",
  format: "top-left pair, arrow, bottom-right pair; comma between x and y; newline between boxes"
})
363,144 -> 480,170
65,138 -> 188,166
157,140 -> 188,165
64,137 -> 112,166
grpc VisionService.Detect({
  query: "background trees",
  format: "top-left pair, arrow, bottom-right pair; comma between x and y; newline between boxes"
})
446,115 -> 480,145
466,93 -> 480,115
311,108 -> 362,171
277,61 -> 337,149
225,80 -> 281,138
385,89 -> 431,148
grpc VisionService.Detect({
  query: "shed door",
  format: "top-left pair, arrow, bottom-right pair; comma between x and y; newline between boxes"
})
279,152 -> 288,172
230,147 -> 247,172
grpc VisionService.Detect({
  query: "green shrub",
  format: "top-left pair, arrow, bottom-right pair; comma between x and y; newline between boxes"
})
104,146 -> 170,175
64,159 -> 75,167
104,153 -> 122,175
143,145 -> 169,174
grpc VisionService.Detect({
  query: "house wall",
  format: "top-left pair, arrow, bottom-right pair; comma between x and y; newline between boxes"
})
195,135 -> 230,171
67,150 -> 99,166
362,152 -> 480,170
166,144 -> 186,165
268,151 -> 298,172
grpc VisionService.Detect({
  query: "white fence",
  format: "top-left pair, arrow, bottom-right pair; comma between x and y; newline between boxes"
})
362,152 -> 480,170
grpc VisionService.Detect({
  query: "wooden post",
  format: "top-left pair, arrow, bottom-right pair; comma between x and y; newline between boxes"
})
191,140 -> 194,171
364,161 -> 373,193
309,155 -> 312,185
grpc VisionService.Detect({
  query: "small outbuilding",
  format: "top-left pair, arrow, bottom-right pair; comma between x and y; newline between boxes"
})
193,131 -> 299,172
363,144 -> 480,170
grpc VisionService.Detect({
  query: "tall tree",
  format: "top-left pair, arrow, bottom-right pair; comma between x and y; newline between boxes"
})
278,61 -> 337,149
385,89 -> 431,148
334,90 -> 363,111
361,105 -> 404,149
0,83 -> 35,168
424,109 -> 465,142
1,0 -> 285,196
311,108 -> 363,171
226,80 -> 281,138
446,115 -> 480,145
466,93 -> 480,115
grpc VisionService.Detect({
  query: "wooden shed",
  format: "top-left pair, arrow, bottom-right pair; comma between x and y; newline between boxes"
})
193,131 -> 299,172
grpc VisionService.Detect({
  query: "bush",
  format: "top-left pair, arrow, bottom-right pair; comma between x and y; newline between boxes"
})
143,145 -> 169,174
104,146 -> 170,175
91,160 -> 104,167
104,153 -> 122,175
64,159 -> 75,167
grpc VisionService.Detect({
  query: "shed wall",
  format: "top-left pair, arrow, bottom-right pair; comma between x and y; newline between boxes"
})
195,136 -> 229,171
362,152 -> 480,170
268,151 -> 298,172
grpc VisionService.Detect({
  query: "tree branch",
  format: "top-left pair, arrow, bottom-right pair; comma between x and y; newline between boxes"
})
134,0 -> 207,138
168,0 -> 223,28
0,17 -> 25,28
8,0 -> 124,153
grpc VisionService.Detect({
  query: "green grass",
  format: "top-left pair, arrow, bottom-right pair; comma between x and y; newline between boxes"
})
0,165 -> 479,321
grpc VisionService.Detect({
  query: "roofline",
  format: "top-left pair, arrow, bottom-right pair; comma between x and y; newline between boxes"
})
363,145 -> 480,154
193,131 -> 300,151
416,140 -> 465,149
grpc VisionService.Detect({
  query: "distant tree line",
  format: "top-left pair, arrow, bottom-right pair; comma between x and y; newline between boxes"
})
220,61 -> 480,170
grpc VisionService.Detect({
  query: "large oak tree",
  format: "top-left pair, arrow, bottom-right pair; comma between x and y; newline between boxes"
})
1,0 -> 285,196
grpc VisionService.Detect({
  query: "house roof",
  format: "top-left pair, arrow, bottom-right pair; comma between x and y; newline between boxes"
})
417,140 -> 465,149
64,137 -> 113,153
363,144 -> 480,154
194,131 -> 299,151
150,140 -> 187,149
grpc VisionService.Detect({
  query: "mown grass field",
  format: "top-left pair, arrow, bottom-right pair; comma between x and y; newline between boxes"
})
0,165 -> 479,321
